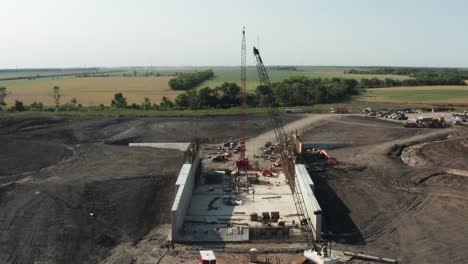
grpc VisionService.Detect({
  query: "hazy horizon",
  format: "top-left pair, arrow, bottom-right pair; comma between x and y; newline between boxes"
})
2,0 -> 468,68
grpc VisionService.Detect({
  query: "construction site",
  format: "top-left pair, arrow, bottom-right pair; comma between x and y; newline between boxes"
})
1,30 -> 468,264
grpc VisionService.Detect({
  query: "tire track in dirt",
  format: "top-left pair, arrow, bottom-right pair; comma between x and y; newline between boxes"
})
363,195 -> 432,244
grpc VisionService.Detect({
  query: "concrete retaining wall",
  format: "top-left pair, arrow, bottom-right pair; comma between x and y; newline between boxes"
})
295,164 -> 322,241
170,151 -> 200,241
129,142 -> 191,151
302,142 -> 352,150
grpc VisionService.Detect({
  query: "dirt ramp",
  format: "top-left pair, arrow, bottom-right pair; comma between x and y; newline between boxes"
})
402,136 -> 468,174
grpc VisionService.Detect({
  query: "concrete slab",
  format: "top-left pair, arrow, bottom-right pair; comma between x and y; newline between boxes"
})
184,172 -> 301,231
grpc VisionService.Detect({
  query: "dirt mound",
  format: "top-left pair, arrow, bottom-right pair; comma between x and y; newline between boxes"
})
401,134 -> 468,175
418,138 -> 468,171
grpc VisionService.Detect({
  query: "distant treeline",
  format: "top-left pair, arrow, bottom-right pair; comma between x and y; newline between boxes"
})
346,67 -> 468,86
0,76 -> 361,113
359,76 -> 466,88
0,70 -> 123,81
171,76 -> 360,110
267,66 -> 297,71
0,68 -> 100,73
168,69 -> 214,90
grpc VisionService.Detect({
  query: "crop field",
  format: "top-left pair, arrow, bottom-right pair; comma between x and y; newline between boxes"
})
200,66 -> 411,91
2,76 -> 182,106
0,68 -> 113,80
358,86 -> 468,104
0,67 -> 414,106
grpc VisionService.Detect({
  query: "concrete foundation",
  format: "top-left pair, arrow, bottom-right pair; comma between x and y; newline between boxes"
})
178,170 -> 303,242
129,142 -> 191,151
295,164 -> 322,240
170,150 -> 200,241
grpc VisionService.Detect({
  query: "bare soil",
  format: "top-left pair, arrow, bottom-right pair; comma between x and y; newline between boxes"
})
300,116 -> 468,263
2,114 -> 467,264
0,115 -> 299,264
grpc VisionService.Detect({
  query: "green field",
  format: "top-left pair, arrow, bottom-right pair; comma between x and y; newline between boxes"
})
358,86 -> 468,104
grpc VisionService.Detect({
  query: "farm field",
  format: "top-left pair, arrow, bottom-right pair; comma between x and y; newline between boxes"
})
2,76 -> 182,106
358,86 -> 468,104
199,66 -> 411,91
0,66 -> 414,106
0,69 -> 103,79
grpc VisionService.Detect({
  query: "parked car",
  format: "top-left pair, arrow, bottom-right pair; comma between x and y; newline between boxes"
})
451,117 -> 462,125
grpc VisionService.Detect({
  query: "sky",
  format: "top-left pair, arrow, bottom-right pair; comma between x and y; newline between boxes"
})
1,0 -> 468,68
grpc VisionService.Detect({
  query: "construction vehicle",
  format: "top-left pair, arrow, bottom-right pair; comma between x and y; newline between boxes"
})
404,116 -> 446,128
330,106 -> 348,114
253,46 -> 338,263
362,107 -> 372,113
416,116 -> 445,128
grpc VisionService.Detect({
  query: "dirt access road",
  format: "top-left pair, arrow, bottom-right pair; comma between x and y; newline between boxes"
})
245,113 -> 336,159
300,116 -> 468,263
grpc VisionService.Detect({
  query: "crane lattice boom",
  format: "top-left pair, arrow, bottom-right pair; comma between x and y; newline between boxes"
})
253,46 -> 319,251
236,27 -> 249,169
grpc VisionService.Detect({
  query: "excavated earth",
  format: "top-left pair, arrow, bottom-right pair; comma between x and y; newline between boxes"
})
1,114 -> 467,264
0,115 -> 299,264
301,116 -> 468,264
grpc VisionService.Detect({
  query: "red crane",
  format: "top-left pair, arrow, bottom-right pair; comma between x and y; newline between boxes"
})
236,27 -> 249,170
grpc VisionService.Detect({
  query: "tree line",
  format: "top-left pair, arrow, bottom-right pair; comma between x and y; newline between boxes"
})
1,71 -> 464,113
170,76 -> 360,110
346,67 -> 468,86
0,76 -> 360,112
168,69 -> 214,90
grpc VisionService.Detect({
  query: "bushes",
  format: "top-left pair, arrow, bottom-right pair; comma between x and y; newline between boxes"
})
111,93 -> 127,108
13,101 -> 25,112
168,69 -> 214,90
30,101 -> 44,111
